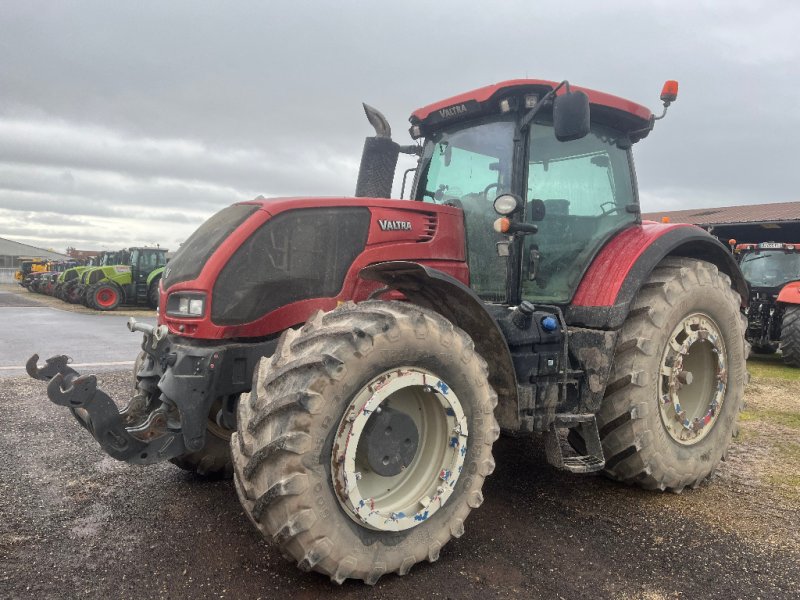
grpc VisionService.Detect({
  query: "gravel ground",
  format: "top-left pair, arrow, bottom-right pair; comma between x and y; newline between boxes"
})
1,368 -> 798,599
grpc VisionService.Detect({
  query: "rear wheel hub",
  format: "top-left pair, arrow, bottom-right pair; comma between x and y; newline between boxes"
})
659,313 -> 727,445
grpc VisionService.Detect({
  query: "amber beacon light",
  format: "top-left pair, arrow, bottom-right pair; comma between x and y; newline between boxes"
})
660,80 -> 679,104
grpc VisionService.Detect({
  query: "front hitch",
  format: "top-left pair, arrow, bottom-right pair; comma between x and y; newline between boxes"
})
25,318 -> 210,465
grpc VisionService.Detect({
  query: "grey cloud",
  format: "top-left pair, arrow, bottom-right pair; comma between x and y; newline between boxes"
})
1,0 -> 798,250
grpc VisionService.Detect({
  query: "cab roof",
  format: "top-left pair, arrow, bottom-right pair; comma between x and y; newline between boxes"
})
410,78 -> 652,128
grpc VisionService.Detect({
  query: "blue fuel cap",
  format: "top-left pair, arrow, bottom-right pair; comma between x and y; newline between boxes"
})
541,316 -> 558,332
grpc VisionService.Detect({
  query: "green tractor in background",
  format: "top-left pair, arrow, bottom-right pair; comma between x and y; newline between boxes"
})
54,257 -> 98,300
66,251 -> 121,304
83,247 -> 167,311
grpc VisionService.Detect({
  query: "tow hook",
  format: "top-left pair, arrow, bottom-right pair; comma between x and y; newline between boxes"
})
25,318 -> 204,465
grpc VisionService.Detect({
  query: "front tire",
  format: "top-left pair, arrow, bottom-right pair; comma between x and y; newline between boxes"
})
781,306 -> 800,367
90,283 -> 121,311
596,258 -> 747,492
169,421 -> 234,477
148,279 -> 160,309
232,301 -> 498,584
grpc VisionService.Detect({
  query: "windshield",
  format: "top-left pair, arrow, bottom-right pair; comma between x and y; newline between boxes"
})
740,251 -> 800,288
415,117 -> 515,301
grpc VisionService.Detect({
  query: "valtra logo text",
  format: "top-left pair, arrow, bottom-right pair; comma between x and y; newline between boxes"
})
438,104 -> 468,119
378,219 -> 412,231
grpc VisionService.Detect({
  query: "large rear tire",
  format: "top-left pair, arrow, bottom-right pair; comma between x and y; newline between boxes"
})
232,301 -> 498,584
780,306 -> 800,367
595,258 -> 747,492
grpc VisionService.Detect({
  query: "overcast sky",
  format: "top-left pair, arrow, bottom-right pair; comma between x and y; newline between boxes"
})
1,0 -> 798,252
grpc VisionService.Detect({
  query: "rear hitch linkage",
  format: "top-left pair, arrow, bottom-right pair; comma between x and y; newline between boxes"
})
26,318 -> 210,465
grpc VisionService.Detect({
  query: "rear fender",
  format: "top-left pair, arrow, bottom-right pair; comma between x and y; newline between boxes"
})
777,281 -> 800,305
360,261 -> 519,429
567,223 -> 748,329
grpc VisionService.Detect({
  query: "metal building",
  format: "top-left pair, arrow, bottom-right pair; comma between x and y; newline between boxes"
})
643,201 -> 800,244
0,236 -> 68,283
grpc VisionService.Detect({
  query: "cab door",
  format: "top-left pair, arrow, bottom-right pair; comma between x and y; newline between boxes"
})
521,122 -> 638,304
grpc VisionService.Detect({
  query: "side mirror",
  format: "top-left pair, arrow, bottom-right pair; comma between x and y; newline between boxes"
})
553,90 -> 590,142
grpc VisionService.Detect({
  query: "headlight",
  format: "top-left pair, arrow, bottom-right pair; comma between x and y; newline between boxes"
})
493,194 -> 521,216
167,292 -> 206,318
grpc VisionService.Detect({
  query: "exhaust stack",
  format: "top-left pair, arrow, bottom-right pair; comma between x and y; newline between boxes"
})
354,103 -> 400,199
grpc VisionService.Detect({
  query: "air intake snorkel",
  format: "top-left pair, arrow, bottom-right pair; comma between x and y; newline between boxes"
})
354,103 -> 420,198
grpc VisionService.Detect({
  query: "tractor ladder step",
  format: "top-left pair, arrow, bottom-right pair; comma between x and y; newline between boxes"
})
544,413 -> 605,474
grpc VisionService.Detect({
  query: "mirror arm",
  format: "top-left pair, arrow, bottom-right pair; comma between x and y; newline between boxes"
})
398,144 -> 422,156
630,96 -> 672,141
519,80 -> 569,130
653,102 -> 671,121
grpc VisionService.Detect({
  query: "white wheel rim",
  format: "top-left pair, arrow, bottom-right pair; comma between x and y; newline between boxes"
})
331,368 -> 468,532
658,313 -> 727,445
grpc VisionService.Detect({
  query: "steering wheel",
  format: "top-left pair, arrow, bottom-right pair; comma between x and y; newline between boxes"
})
482,183 -> 500,201
599,201 -> 621,216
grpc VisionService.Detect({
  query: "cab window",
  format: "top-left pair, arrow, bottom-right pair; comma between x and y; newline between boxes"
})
522,122 -> 636,303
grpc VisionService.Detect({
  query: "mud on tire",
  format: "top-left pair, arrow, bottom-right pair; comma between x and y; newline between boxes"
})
231,300 -> 499,584
594,258 -> 747,492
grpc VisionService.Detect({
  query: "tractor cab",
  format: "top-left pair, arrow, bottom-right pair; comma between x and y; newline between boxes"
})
738,242 -> 800,294
130,247 -> 167,282
405,80 -> 654,306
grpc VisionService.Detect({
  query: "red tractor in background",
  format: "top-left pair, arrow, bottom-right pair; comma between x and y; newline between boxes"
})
28,78 -> 748,584
737,241 -> 800,366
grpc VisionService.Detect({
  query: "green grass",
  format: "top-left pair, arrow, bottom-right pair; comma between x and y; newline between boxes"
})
739,409 -> 800,429
747,354 -> 800,381
778,442 -> 800,461
765,474 -> 800,500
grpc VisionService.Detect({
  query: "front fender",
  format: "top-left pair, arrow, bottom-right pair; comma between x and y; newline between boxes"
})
778,281 -> 800,305
360,261 -> 519,429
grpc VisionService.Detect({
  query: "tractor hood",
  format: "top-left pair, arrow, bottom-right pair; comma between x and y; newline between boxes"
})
160,197 -> 467,340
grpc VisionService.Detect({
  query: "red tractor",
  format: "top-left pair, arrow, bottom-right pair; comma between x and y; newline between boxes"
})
736,241 -> 800,366
28,79 -> 748,584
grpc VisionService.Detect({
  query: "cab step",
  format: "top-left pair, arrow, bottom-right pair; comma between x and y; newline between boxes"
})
544,413 -> 605,474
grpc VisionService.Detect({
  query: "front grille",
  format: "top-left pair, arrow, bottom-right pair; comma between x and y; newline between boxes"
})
211,207 -> 371,326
